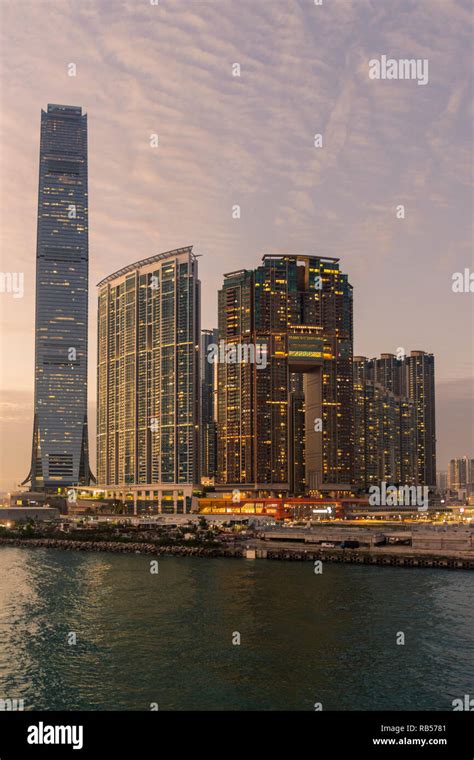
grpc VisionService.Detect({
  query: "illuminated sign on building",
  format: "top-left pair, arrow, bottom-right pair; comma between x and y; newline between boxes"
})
288,334 -> 324,363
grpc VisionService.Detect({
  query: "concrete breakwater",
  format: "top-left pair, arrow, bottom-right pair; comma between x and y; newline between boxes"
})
0,537 -> 472,569
262,547 -> 474,570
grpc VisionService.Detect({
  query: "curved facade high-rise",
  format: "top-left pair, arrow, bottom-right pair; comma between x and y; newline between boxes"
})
23,104 -> 93,491
96,248 -> 200,505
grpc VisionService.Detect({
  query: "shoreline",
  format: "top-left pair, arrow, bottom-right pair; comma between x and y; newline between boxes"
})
0,537 -> 239,559
0,536 -> 473,570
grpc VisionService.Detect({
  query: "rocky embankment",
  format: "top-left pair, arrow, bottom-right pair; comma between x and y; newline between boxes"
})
0,536 -> 241,558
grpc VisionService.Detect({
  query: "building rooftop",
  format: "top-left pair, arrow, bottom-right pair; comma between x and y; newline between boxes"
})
97,246 -> 196,287
223,269 -> 249,279
261,254 -> 340,263
223,255 -> 342,280
47,104 -> 83,115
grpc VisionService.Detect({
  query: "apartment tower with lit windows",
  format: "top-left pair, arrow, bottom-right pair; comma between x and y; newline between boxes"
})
353,351 -> 436,489
216,255 -> 353,495
405,351 -> 436,487
96,248 -> 200,513
353,357 -> 417,490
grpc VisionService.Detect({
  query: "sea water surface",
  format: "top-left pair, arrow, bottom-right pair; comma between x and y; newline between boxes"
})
0,546 -> 472,711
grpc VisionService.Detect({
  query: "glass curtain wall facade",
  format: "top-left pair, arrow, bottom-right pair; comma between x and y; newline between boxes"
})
96,248 -> 200,492
23,104 -> 92,490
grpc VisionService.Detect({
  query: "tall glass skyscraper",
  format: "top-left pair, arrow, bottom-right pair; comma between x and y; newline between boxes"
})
23,104 -> 92,491
96,248 -> 200,505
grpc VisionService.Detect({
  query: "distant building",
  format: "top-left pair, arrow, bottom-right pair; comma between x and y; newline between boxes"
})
448,457 -> 474,496
23,104 -> 93,491
0,507 -> 60,524
437,471 -> 448,494
9,491 -> 46,507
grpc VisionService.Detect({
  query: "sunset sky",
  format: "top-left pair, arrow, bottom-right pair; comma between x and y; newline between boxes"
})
0,0 -> 472,492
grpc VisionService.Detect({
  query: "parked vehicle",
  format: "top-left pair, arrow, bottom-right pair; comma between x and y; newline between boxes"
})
340,540 -> 360,549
